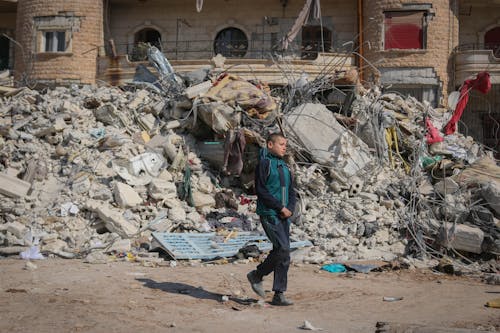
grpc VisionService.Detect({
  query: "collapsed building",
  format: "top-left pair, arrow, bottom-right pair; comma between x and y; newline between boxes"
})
0,0 -> 498,273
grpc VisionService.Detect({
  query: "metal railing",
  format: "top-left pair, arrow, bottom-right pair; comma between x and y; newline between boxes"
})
113,37 -> 351,62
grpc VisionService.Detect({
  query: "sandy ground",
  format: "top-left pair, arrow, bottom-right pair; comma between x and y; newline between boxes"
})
0,258 -> 499,333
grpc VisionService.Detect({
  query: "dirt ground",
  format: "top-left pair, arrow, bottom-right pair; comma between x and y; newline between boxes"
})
0,258 -> 498,333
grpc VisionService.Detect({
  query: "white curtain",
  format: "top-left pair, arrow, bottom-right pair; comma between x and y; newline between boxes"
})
196,0 -> 203,12
282,0 -> 321,50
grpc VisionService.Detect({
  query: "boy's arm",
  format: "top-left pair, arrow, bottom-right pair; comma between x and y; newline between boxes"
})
255,159 -> 284,213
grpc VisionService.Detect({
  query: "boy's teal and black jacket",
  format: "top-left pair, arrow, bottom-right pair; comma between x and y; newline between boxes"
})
255,148 -> 296,216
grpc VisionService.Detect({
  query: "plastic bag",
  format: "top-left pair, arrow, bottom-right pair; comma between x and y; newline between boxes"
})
20,246 -> 45,260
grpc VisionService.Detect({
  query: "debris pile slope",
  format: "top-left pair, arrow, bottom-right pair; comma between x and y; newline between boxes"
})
0,54 -> 498,273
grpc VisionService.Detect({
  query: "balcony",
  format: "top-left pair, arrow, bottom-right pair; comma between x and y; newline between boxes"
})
97,37 -> 356,86
454,43 -> 500,85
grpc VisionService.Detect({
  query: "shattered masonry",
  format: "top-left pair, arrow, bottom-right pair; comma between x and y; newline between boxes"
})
0,50 -> 499,275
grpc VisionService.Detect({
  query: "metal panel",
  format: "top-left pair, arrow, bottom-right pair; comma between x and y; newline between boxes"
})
151,232 -> 312,260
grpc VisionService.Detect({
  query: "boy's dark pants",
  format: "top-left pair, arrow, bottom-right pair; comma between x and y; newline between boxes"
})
256,215 -> 290,292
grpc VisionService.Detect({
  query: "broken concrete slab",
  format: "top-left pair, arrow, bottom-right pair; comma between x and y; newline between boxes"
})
284,103 -> 372,178
85,200 -> 139,238
481,182 -> 500,217
113,182 -> 143,208
184,80 -> 213,99
105,239 -> 132,253
434,178 -> 460,196
0,173 -> 31,198
440,223 -> 485,254
148,178 -> 177,200
192,191 -> 216,209
6,222 -> 27,239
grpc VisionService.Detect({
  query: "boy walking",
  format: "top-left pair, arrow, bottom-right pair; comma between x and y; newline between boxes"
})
247,133 -> 296,306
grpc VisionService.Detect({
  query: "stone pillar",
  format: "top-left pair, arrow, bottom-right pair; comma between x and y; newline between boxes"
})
14,0 -> 104,86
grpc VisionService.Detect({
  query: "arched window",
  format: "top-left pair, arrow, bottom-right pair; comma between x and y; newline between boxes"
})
134,28 -> 162,49
214,27 -> 248,58
131,28 -> 162,61
485,26 -> 500,57
301,26 -> 332,59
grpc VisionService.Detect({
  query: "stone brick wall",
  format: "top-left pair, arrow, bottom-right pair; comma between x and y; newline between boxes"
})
107,0 -> 357,59
14,0 -> 103,85
363,0 -> 459,104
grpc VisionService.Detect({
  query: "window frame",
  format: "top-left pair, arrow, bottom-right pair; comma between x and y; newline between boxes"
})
383,10 -> 428,51
213,27 -> 249,58
42,31 -> 67,53
34,15 -> 79,55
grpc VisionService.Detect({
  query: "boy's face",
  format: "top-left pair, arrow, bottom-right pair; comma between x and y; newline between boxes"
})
267,136 -> 287,158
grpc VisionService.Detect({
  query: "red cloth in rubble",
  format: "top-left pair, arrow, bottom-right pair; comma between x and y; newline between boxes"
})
425,118 -> 444,144
443,71 -> 491,135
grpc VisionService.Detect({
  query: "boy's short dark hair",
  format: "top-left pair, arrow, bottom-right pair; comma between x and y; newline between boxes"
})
267,132 -> 286,143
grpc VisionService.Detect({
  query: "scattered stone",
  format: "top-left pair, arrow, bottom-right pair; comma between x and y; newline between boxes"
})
114,182 -> 143,208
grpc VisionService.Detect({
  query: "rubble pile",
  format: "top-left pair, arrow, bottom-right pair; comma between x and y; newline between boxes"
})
0,55 -> 498,271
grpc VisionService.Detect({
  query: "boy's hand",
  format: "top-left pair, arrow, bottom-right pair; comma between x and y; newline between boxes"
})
280,207 -> 292,219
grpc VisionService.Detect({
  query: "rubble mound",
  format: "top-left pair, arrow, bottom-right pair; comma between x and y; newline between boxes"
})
0,71 -> 498,272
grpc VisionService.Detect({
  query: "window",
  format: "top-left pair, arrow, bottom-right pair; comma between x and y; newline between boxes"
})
214,28 -> 248,58
134,28 -> 162,49
301,26 -> 332,59
484,26 -> 500,57
384,11 -> 426,50
43,31 -> 66,52
34,15 -> 80,54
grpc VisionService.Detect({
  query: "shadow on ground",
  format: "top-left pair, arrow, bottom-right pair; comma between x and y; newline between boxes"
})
136,278 -> 259,305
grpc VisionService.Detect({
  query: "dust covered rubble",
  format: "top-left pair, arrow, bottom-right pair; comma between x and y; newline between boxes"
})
0,77 -> 498,272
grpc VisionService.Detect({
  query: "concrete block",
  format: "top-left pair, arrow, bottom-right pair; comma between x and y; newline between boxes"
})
114,182 -> 143,208
434,178 -> 460,196
0,173 -> 31,198
105,239 -> 132,253
442,223 -> 484,254
184,80 -> 213,99
481,182 -> 500,217
6,222 -> 27,239
85,200 -> 139,238
148,179 -> 177,200
284,103 -> 372,177
168,206 -> 186,222
192,191 -> 216,209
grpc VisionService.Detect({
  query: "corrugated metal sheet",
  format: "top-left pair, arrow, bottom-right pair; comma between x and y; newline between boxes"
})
151,232 -> 313,260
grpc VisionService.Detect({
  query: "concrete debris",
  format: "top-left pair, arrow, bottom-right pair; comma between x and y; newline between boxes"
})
85,200 -> 139,238
113,182 -> 143,208
0,173 -> 31,198
284,103 -> 372,178
0,60 -> 498,275
439,223 -> 485,254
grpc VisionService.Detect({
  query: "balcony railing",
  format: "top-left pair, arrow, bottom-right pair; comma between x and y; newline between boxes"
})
454,43 -> 500,85
112,36 -> 352,62
454,43 -> 500,58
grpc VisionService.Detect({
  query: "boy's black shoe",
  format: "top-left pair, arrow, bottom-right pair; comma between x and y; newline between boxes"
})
271,292 -> 293,306
247,270 -> 265,298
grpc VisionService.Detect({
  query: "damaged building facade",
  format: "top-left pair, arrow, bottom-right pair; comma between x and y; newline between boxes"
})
0,0 -> 499,151
0,1 -> 499,267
